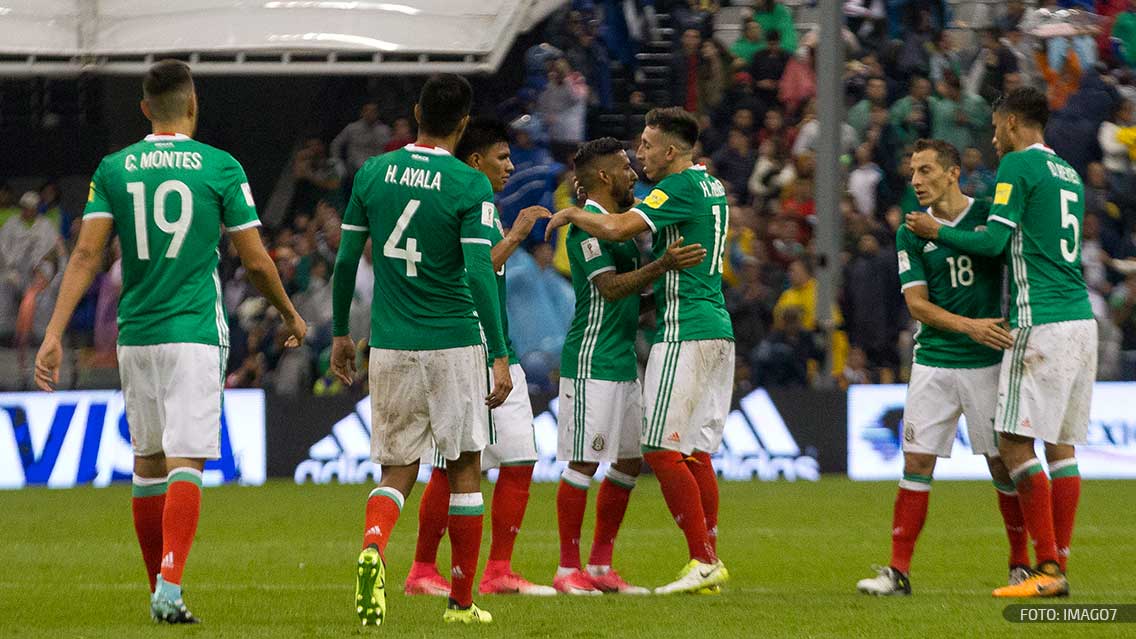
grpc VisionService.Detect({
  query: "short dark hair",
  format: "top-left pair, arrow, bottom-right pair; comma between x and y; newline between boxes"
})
417,74 -> 473,137
645,107 -> 700,148
994,86 -> 1050,129
455,117 -> 509,162
912,138 -> 961,170
143,59 -> 194,121
573,137 -> 626,190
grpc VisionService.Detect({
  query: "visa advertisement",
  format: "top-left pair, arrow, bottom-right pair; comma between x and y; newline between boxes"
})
0,390 -> 266,489
848,383 -> 1136,480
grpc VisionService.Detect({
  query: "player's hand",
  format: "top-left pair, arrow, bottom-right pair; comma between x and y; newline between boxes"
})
34,334 -> 63,392
544,207 -> 581,241
905,212 -> 941,240
282,312 -> 308,348
660,236 -> 707,271
965,318 -> 1014,350
330,335 -> 357,386
511,206 -> 552,239
486,356 -> 512,409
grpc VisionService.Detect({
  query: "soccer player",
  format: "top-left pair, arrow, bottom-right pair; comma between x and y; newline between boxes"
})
907,87 -> 1095,597
545,108 -> 732,594
405,117 -> 556,597
856,139 -> 1026,597
33,60 -> 307,623
554,137 -> 706,595
329,75 -> 510,626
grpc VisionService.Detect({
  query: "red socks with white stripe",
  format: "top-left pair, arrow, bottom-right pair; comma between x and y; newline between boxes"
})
132,475 -> 167,592
362,486 -> 405,554
587,469 -> 637,568
413,469 -> 449,567
447,493 -> 484,608
994,480 -> 1031,568
643,450 -> 715,564
889,473 -> 931,575
1049,459 -> 1080,572
1011,459 -> 1059,567
159,468 -> 202,587
556,468 -> 590,571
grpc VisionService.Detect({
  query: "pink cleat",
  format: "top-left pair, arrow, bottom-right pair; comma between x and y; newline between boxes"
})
587,568 -> 650,595
404,561 -> 450,596
478,570 -> 557,596
553,570 -> 602,596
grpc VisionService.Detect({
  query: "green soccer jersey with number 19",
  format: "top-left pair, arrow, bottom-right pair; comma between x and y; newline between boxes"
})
83,133 -> 260,347
987,144 -> 1092,328
561,200 -> 642,381
342,144 -> 500,352
629,165 -> 733,343
896,198 -> 1004,369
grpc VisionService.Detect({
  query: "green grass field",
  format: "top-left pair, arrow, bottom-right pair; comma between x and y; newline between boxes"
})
2,478 -> 1134,638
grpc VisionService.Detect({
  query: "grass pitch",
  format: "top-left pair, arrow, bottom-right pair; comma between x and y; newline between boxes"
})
1,478 -> 1134,638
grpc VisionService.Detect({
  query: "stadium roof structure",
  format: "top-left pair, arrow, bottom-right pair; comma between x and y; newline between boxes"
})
0,0 -> 564,76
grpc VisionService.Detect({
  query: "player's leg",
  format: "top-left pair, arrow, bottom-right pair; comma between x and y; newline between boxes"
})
407,454 -> 451,596
442,451 -> 493,624
987,455 -> 1031,583
586,456 -> 649,594
132,453 -> 167,594
1047,443 -> 1079,574
686,344 -> 733,560
554,376 -> 602,594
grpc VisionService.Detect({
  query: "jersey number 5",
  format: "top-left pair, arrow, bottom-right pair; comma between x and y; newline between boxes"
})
384,199 -> 423,277
127,180 -> 193,260
1060,189 -> 1080,263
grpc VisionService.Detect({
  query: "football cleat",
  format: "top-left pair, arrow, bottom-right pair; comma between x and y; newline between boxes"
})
478,570 -> 556,596
355,546 -> 387,626
150,576 -> 201,624
586,567 -> 650,595
654,559 -> 728,595
443,601 -> 493,624
1009,565 -> 1033,586
405,561 -> 451,596
993,563 -> 1068,598
553,570 -> 602,595
856,565 -> 912,596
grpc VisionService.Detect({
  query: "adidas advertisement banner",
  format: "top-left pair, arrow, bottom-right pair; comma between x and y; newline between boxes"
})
267,388 -> 845,484
0,390 -> 266,489
848,383 -> 1136,480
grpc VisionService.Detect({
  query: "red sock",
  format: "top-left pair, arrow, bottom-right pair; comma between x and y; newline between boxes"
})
414,469 -> 450,565
1050,460 -> 1081,573
994,482 -> 1031,568
643,450 -> 714,564
487,465 -> 533,569
447,493 -> 484,608
889,473 -> 931,575
688,452 -> 719,554
587,471 -> 635,567
159,469 -> 202,586
556,470 -> 590,570
362,486 -> 405,555
132,476 -> 167,592
1012,460 -> 1058,566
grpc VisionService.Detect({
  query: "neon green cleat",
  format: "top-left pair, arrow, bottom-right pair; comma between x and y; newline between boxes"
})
442,602 -> 493,624
355,546 -> 386,627
654,559 -> 729,595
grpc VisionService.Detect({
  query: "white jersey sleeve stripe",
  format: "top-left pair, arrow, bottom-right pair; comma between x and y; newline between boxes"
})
630,208 -> 657,233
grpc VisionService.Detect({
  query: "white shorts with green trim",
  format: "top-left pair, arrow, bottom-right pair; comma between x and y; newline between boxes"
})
556,377 -> 643,463
641,339 -> 734,455
369,345 -> 489,467
433,364 -> 536,470
118,343 -> 226,460
996,320 -> 1097,445
903,362 -> 999,457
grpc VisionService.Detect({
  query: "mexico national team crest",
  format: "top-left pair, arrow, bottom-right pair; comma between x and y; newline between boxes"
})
904,423 -> 915,443
591,435 -> 606,452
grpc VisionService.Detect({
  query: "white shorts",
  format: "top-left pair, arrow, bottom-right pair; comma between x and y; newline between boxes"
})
369,345 -> 489,467
996,320 -> 1097,445
433,364 -> 537,470
118,343 -> 226,459
557,377 -> 643,463
903,363 -> 1000,457
641,339 -> 735,455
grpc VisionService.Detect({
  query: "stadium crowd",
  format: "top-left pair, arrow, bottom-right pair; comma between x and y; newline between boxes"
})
4,0 -> 1136,393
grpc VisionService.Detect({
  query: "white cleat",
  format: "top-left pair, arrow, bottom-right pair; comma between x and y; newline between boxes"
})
856,565 -> 911,596
654,560 -> 727,595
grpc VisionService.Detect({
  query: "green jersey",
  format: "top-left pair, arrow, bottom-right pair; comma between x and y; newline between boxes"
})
487,209 -> 519,365
896,198 -> 1003,369
561,201 -> 642,381
987,144 -> 1092,327
83,134 -> 260,347
342,144 -> 504,354
630,166 -> 733,343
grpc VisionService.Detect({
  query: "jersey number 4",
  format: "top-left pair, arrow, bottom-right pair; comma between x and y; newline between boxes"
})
384,199 -> 423,277
127,180 -> 193,260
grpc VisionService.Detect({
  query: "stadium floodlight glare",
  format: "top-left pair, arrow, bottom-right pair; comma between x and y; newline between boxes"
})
262,1 -> 421,14
266,32 -> 401,51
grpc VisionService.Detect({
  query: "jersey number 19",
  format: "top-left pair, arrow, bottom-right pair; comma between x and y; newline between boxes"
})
127,180 -> 193,260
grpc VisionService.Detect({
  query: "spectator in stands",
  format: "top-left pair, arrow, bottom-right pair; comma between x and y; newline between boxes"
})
997,0 -> 1028,34
749,30 -> 791,107
330,102 -> 389,181
1113,1 -> 1136,69
537,57 -> 590,158
779,45 -> 817,117
841,233 -> 901,378
793,99 -> 858,159
748,138 -> 791,208
0,184 -> 17,228
751,0 -> 797,56
848,144 -> 884,217
565,15 -> 613,108
757,105 -> 795,151
383,117 -> 414,152
889,75 -> 932,147
928,29 -> 962,86
865,103 -> 902,182
844,0 -> 888,52
1099,97 -> 1136,218
1112,272 -> 1136,378
712,128 -> 757,202
966,28 -> 1019,105
1047,69 -> 1120,176
731,20 -> 765,67
751,304 -> 820,388
895,6 -> 935,79
958,146 -> 996,200
671,28 -> 705,112
0,191 -> 63,341
848,75 -> 889,142
499,115 -> 561,236
671,0 -> 717,38
929,70 -> 992,156
726,256 -> 774,360
280,137 -> 344,225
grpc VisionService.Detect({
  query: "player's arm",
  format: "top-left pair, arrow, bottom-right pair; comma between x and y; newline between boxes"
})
903,285 -> 1013,350
545,206 -> 649,242
492,205 -> 550,271
904,212 -> 1013,257
329,187 -> 368,385
464,191 -> 512,409
592,235 -> 705,301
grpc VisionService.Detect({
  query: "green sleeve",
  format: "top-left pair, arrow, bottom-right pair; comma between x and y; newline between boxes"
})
567,225 -> 616,281
896,229 -> 927,291
775,5 -> 797,53
938,220 -> 1012,257
629,176 -> 693,232
83,160 -> 113,220
460,176 -> 507,358
332,177 -> 369,336
220,155 -> 260,231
